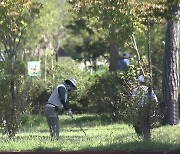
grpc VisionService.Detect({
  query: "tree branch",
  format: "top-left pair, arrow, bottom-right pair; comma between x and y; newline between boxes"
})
130,34 -> 145,76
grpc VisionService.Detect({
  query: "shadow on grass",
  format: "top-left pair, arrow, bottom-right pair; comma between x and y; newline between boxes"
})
82,140 -> 180,152
33,146 -> 61,152
30,141 -> 180,154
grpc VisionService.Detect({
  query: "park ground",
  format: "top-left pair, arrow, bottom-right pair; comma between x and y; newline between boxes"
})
0,114 -> 180,154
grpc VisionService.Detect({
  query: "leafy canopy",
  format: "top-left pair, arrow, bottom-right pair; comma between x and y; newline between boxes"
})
0,0 -> 42,52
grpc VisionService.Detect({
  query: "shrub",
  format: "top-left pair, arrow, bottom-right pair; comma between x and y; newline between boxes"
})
27,57 -> 89,114
79,65 -> 138,119
79,63 -> 162,128
26,78 -> 52,114
0,60 -> 27,137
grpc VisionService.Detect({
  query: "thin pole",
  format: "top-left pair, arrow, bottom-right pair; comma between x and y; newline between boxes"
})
146,20 -> 152,141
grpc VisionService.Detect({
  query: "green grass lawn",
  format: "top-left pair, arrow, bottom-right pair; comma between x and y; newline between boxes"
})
0,114 -> 180,152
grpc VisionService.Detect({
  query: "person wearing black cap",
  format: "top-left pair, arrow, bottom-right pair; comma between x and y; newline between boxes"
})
117,53 -> 130,72
44,78 -> 77,140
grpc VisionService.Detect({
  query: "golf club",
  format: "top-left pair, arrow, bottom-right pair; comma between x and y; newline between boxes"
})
69,115 -> 87,136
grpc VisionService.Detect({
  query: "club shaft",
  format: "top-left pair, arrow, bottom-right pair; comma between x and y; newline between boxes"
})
71,116 -> 87,136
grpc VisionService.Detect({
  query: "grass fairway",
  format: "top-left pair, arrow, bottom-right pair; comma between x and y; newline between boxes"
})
0,114 -> 180,152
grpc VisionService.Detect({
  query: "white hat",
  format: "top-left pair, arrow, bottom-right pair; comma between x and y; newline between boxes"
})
65,78 -> 77,88
138,75 -> 145,83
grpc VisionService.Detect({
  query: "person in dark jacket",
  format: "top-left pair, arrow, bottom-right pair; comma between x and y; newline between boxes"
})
44,78 -> 77,140
117,53 -> 130,72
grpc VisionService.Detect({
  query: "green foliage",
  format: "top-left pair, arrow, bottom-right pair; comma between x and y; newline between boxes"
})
0,60 -> 27,137
68,0 -> 142,47
64,16 -> 108,61
77,56 -> 162,130
25,0 -> 73,55
27,57 -> 89,114
127,24 -> 165,100
26,78 -> 52,114
67,0 -> 145,72
79,65 -> 139,118
0,0 -> 42,138
0,0 -> 42,51
126,93 -> 161,128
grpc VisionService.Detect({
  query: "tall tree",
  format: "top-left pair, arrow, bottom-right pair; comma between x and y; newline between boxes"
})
0,0 -> 42,137
26,0 -> 73,81
68,0 -> 141,72
162,1 -> 180,125
64,16 -> 108,70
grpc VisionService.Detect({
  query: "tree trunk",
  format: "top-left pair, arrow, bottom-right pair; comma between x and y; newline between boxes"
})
162,5 -> 180,125
92,58 -> 97,72
109,42 -> 119,72
109,27 -> 120,72
7,51 -> 17,138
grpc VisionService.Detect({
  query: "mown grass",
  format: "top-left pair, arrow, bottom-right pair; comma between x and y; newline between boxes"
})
0,114 -> 180,152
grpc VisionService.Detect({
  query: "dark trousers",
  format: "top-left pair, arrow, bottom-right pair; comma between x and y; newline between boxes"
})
46,116 -> 59,139
45,105 -> 59,139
